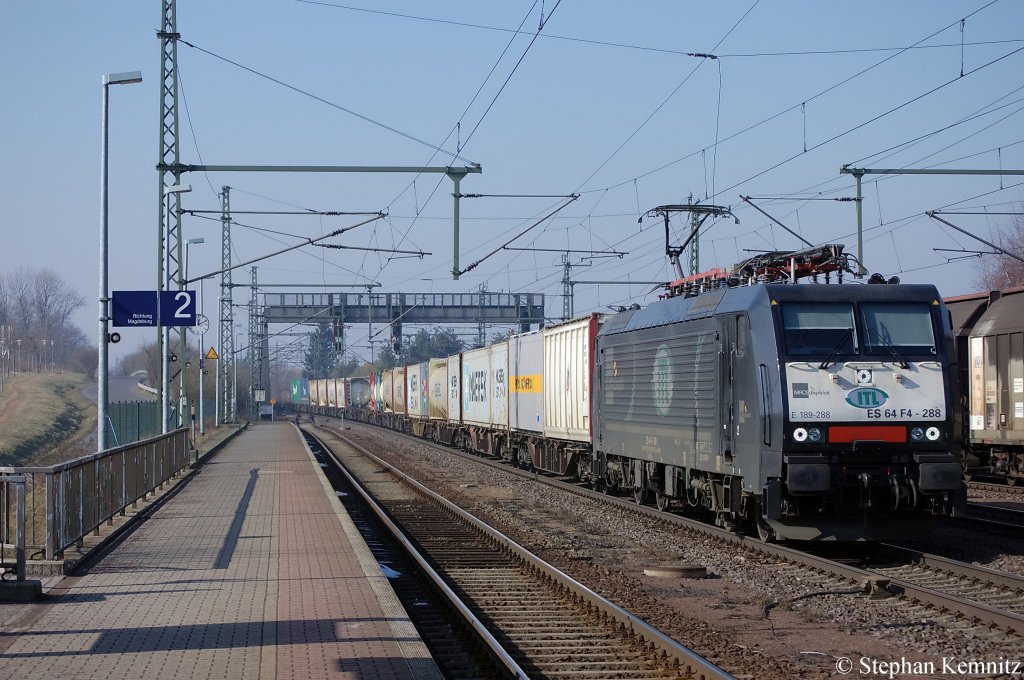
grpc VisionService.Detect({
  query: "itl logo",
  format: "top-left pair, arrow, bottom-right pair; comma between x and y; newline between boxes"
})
846,387 -> 889,409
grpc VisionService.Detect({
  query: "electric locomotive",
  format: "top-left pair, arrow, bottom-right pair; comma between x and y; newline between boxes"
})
593,246 -> 964,540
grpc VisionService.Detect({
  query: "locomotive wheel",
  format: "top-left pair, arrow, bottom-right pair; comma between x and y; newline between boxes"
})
655,491 -> 670,512
632,486 -> 648,505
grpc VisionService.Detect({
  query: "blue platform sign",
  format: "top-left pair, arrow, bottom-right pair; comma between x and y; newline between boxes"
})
112,290 -> 197,327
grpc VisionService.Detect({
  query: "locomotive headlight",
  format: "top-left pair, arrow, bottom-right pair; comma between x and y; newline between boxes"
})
910,427 -> 925,442
926,426 -> 941,441
793,427 -> 808,442
807,427 -> 824,443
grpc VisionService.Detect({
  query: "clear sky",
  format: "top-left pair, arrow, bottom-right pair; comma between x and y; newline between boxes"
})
2,1 -> 1023,368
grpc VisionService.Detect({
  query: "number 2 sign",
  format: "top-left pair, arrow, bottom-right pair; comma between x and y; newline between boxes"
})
162,290 -> 197,325
111,290 -> 197,327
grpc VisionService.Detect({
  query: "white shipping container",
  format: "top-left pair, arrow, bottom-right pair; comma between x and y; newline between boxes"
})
447,354 -> 462,425
381,371 -> 395,412
393,366 -> 407,415
337,379 -> 348,408
428,358 -> 448,421
327,379 -> 339,408
543,315 -> 601,443
509,330 -> 544,433
316,379 -> 329,407
407,362 -> 429,418
461,346 -> 492,427
489,341 -> 509,429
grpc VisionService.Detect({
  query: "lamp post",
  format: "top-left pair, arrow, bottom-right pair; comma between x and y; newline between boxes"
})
99,70 -> 142,452
186,237 -> 205,435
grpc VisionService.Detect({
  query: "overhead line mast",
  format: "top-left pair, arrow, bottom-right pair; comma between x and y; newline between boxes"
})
219,186 -> 233,423
503,247 -> 628,321
839,165 -> 1024,276
157,0 -> 184,433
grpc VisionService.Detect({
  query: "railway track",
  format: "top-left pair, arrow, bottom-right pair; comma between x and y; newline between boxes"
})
968,480 -> 1024,494
301,422 -> 732,680
318,415 -> 1024,642
957,501 -> 1024,530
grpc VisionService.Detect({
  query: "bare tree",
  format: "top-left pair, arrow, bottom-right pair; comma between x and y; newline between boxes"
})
975,211 -> 1024,291
0,267 -> 88,372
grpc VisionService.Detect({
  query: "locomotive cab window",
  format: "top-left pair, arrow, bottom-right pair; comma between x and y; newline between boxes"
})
860,302 -> 937,355
781,302 -> 858,356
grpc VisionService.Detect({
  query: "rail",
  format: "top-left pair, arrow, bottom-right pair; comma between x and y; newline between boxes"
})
0,429 -> 191,561
314,424 -> 733,680
1,476 -> 27,580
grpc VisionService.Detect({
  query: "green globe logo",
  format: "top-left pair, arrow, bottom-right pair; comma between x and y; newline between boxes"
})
653,344 -> 673,416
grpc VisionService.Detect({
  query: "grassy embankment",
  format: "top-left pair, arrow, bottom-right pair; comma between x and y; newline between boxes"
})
0,373 -> 96,467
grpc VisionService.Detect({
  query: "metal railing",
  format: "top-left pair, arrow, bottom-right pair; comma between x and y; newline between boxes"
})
0,429 -> 191,561
1,475 -> 27,580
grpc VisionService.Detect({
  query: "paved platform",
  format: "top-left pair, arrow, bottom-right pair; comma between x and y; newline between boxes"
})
0,421 -> 442,679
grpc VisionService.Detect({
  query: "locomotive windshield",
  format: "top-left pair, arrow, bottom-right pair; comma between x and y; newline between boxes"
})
860,302 -> 937,355
781,302 -> 858,356
780,300 -> 938,358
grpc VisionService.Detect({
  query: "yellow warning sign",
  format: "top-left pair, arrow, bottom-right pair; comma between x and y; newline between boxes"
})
205,347 -> 219,360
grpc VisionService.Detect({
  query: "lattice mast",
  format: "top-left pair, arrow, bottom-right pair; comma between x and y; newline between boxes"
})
218,186 -> 234,422
157,0 -> 185,432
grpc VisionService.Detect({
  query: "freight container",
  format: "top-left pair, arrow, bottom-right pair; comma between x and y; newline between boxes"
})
350,376 -> 371,408
392,366 -> 407,415
967,292 -> 1024,438
326,378 -> 340,408
543,314 -> 602,442
509,330 -> 543,433
381,371 -> 395,412
308,379 -> 319,408
461,346 -> 491,427
428,358 -> 448,420
489,341 -> 509,430
337,379 -> 348,409
447,354 -> 462,425
407,362 -> 429,418
316,379 -> 329,407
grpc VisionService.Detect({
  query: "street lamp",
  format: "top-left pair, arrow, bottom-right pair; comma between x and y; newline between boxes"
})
99,70 -> 142,452
186,237 -> 205,436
